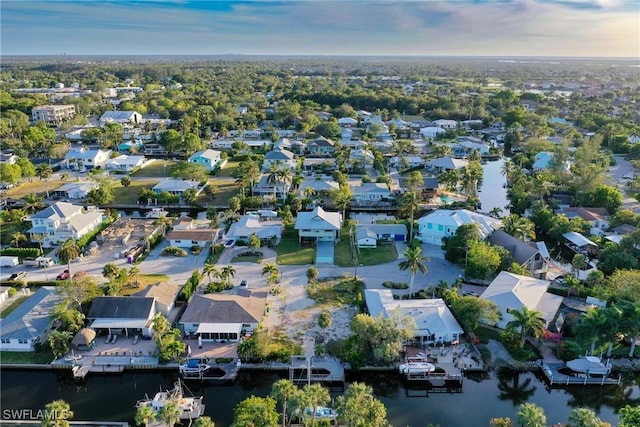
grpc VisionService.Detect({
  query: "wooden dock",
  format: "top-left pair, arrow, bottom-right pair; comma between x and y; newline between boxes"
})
289,356 -> 345,385
72,363 -> 125,379
181,361 -> 239,382
540,362 -> 621,386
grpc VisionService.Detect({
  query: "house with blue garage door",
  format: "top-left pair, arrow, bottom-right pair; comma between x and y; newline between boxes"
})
295,206 -> 342,264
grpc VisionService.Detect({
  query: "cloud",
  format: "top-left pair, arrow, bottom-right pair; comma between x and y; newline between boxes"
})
0,0 -> 637,56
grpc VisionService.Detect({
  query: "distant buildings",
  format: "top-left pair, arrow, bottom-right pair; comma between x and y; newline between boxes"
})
32,105 -> 76,126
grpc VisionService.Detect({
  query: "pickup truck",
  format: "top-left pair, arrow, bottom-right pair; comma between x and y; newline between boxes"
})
22,257 -> 54,268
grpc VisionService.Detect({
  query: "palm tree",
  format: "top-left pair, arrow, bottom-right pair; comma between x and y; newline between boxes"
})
261,263 -> 279,279
193,416 -> 216,427
303,186 -> 316,200
135,405 -> 156,427
220,265 -> 236,286
506,306 -> 546,348
58,239 -> 80,278
42,399 -> 74,427
517,403 -> 546,427
576,307 -> 609,355
571,254 -> 588,277
158,401 -> 181,427
502,214 -> 536,241
129,265 -> 141,288
398,246 -> 429,297
36,163 -> 54,198
399,191 -> 419,241
10,232 -> 27,248
618,300 -> 640,357
24,193 -> 45,213
270,379 -> 298,427
567,408 -> 603,427
154,215 -> 173,236
298,383 -> 330,427
203,262 -> 220,285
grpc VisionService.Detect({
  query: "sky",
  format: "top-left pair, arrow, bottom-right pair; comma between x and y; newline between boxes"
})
1,0 -> 639,58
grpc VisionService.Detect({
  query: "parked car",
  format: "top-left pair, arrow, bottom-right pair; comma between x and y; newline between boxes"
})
462,290 -> 479,297
9,271 -> 27,281
56,270 -> 70,280
239,280 -> 247,287
72,271 -> 87,281
223,239 -> 236,249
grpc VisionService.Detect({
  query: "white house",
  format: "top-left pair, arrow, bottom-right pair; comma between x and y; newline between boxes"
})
225,214 -> 283,243
365,289 -> 463,345
32,105 -> 76,126
188,149 -> 223,171
105,155 -> 148,172
99,110 -> 142,125
456,136 -> 490,155
352,183 -> 393,202
425,157 -> 469,172
417,209 -> 502,246
306,136 -> 336,155
252,174 -> 291,201
355,224 -> 408,248
179,291 -> 268,342
338,117 -> 358,127
0,287 -> 62,351
52,182 -> 97,199
420,127 -> 446,139
480,272 -> 563,330
135,282 -> 181,318
295,206 -> 342,244
432,119 -> 458,130
262,147 -> 296,171
560,207 -> 610,235
349,148 -> 375,166
152,179 -> 200,196
28,202 -> 104,247
65,147 -> 111,170
298,177 -> 340,197
166,228 -> 222,248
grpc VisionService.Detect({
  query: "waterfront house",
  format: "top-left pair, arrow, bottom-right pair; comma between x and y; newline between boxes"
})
295,206 -> 342,244
425,157 -> 469,173
88,296 -> 156,338
365,289 -> 463,345
251,174 -> 292,201
179,290 -> 268,342
560,207 -> 610,236
488,230 -> 547,278
352,183 -> 393,203
105,154 -> 148,172
53,182 -> 97,200
65,147 -> 111,170
225,214 -> 282,243
188,149 -> 223,171
28,202 -> 104,247
306,136 -> 336,155
0,287 -> 61,352
152,179 -> 200,197
262,147 -> 296,171
417,209 -> 501,246
480,271 -> 562,330
135,282 -> 182,319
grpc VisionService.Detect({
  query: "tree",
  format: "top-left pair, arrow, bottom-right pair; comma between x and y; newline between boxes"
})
36,163 -> 53,198
86,178 -> 115,205
58,239 -> 80,277
220,265 -> 236,286
203,262 -> 220,285
232,395 -> 279,427
335,382 -> 390,427
193,416 -> 216,427
59,276 -> 102,309
41,399 -> 74,427
399,191 -> 419,240
571,254 -> 588,277
161,129 -> 183,154
129,265 -> 141,288
451,296 -> 501,332
270,379 -> 298,427
618,300 -> 640,357
102,262 -> 120,281
135,405 -> 156,427
398,246 -> 428,297
170,161 -> 208,182
16,157 -> 36,181
24,193 -> 45,213
10,232 -> 27,248
158,401 -> 181,427
248,233 -> 261,251
576,307 -> 609,355
48,330 -> 73,360
516,403 -> 546,427
619,404 -> 640,427
51,303 -> 85,334
262,263 -> 279,280
567,408 -> 605,427
490,418 -> 513,427
501,215 -> 536,241
313,121 -> 341,138
0,163 -> 21,184
506,306 -> 546,348
306,267 -> 319,284
298,383 -> 330,427
120,176 -> 131,188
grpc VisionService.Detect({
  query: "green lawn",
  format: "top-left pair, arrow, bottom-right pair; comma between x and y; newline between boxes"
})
215,161 -> 239,178
0,350 -> 55,364
334,232 -> 398,267
0,295 -> 28,318
119,274 -> 170,296
307,276 -> 363,306
4,179 -> 66,199
131,160 -> 176,178
198,178 -> 240,207
112,179 -> 158,204
276,227 -> 315,265
231,255 -> 262,264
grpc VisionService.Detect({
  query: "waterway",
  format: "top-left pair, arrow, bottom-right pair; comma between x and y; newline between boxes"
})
1,368 -> 639,426
479,158 -> 509,216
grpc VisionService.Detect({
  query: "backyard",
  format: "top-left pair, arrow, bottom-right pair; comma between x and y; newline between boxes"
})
4,179 -> 66,199
118,273 -> 170,296
130,160 -> 176,178
112,179 -> 158,204
276,226 -> 315,265
334,231 -> 398,267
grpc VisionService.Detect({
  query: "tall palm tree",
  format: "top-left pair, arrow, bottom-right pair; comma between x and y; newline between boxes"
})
58,239 -> 80,278
10,232 -> 27,248
135,405 -> 156,427
203,262 -> 220,285
576,307 -> 609,355
270,378 -> 298,427
602,305 -> 622,358
42,399 -> 74,427
398,246 -> 429,297
399,191 -> 419,241
129,265 -> 141,288
261,263 -> 279,279
618,300 -> 640,357
158,401 -> 181,427
506,306 -> 546,348
36,163 -> 54,198
517,403 -> 546,427
24,193 -> 44,213
298,383 -> 330,427
502,214 -> 536,242
220,265 -> 236,286
154,215 -> 173,236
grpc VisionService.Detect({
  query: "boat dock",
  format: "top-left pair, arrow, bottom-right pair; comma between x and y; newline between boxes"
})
181,360 -> 239,382
289,356 -> 345,385
539,361 -> 621,386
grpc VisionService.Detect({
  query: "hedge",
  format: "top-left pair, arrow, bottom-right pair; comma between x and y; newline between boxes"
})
76,211 -> 118,249
0,248 -> 41,259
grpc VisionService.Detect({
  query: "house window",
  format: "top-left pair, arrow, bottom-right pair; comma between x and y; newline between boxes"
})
437,225 -> 443,231
1,339 -> 10,344
427,223 -> 433,229
18,339 -> 29,344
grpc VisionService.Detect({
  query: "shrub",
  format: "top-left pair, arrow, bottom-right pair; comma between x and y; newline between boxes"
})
7,287 -> 17,297
382,281 -> 409,289
0,248 -> 41,258
553,339 -> 582,361
162,246 -> 188,257
205,281 -> 233,293
318,310 -> 332,329
190,244 -> 202,255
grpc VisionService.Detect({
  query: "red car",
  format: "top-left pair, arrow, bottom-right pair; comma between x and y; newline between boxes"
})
56,270 -> 70,280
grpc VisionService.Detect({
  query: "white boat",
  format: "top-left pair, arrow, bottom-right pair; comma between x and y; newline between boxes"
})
399,361 -> 436,375
135,380 -> 205,420
64,350 -> 83,362
179,359 -> 211,374
565,356 -> 611,376
304,406 -> 337,421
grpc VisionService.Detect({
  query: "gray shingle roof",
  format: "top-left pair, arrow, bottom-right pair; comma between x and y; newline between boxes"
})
295,206 -> 341,231
488,230 -> 539,265
88,296 -> 155,319
180,292 -> 268,324
0,287 -> 61,340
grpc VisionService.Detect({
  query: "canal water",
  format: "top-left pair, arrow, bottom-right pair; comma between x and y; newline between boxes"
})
1,369 -> 638,426
479,158 -> 509,216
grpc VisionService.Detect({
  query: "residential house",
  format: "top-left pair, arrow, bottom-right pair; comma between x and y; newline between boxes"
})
99,110 -> 142,125
560,207 -> 610,235
298,177 -> 340,198
179,290 -> 268,342
166,227 -> 222,248
563,231 -> 600,257
604,224 -> 639,245
420,127 -> 446,139
302,158 -> 337,173
460,119 -> 484,129
252,174 -> 291,201
456,136 -> 490,155
152,179 -> 201,196
421,177 -> 442,200
338,117 -> 358,127
342,139 -> 368,151
316,111 -> 332,121
432,119 -> 458,130
262,147 -> 296,171
306,136 -> 336,155
0,287 -> 62,351
391,155 -> 423,169
53,182 -> 97,200
188,149 -> 223,172
488,230 -> 547,278
0,151 -> 18,165
365,289 -> 463,345
425,157 -> 469,173
105,155 -> 148,172
352,183 -> 394,203
32,105 -> 76,126
225,214 -> 283,243
349,148 -> 375,167
135,282 -> 181,319
295,206 -> 342,244
65,147 -> 111,170
87,296 -> 156,338
417,209 -> 502,246
28,202 -> 104,247
355,224 -> 408,248
480,271 -> 563,330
